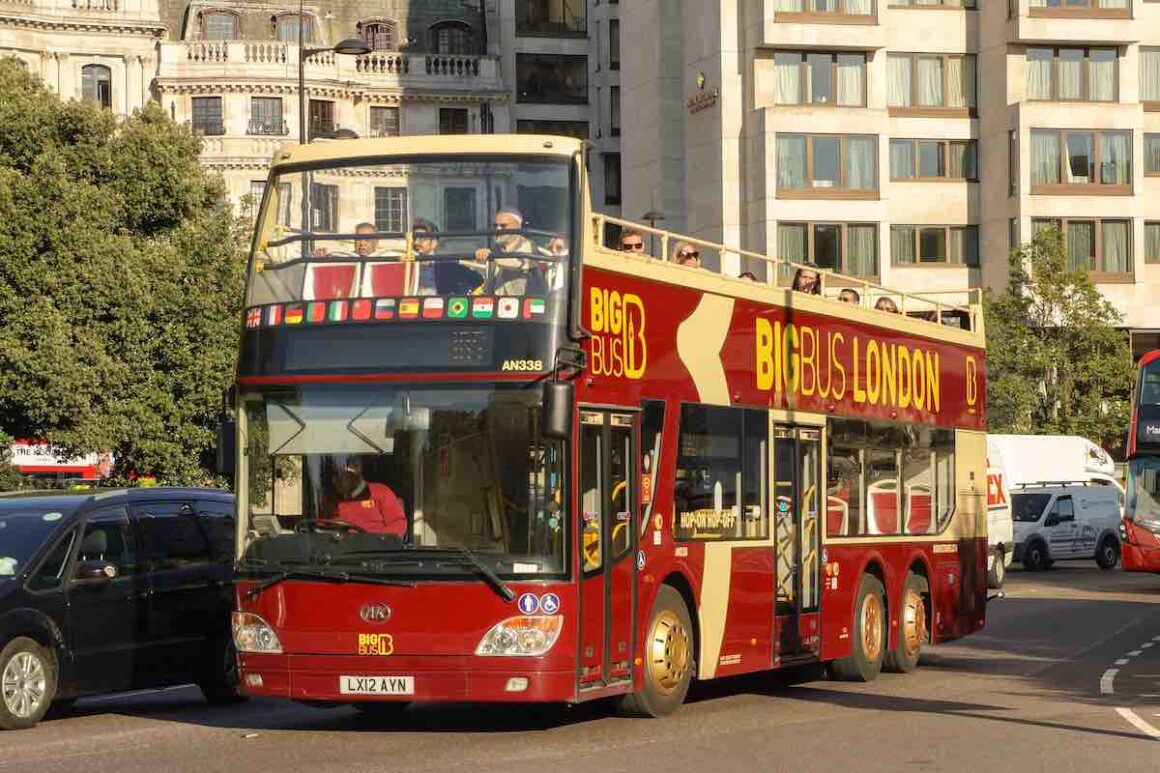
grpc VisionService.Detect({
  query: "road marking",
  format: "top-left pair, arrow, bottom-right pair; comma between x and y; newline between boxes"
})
1101,668 -> 1119,695
1129,650 -> 1144,657
1116,708 -> 1160,740
1145,643 -> 1156,649
1117,659 -> 1130,666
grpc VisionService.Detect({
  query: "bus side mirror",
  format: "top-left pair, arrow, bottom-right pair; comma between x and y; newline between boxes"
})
216,418 -> 237,481
542,381 -> 573,440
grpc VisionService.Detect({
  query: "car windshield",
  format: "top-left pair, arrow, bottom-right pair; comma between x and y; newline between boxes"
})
1012,493 -> 1051,523
238,384 -> 566,578
247,155 -> 574,307
1127,457 -> 1160,530
0,510 -> 68,578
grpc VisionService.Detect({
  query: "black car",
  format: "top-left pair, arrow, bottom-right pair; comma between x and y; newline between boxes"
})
0,487 -> 241,730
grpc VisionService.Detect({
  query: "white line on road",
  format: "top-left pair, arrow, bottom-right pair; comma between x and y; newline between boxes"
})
1117,659 -> 1130,666
1129,650 -> 1143,657
1116,708 -> 1160,740
1101,669 -> 1119,695
1145,643 -> 1155,649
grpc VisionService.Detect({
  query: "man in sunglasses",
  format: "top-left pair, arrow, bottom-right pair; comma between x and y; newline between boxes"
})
618,229 -> 646,254
670,240 -> 702,268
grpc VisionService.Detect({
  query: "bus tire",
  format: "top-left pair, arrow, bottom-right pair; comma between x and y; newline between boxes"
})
987,547 -> 1005,589
1096,537 -> 1120,570
883,573 -> 928,674
1022,540 -> 1049,572
617,585 -> 694,718
830,574 -> 887,682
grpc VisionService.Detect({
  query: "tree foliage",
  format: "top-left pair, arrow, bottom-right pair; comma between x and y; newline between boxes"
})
0,59 -> 245,484
985,228 -> 1135,450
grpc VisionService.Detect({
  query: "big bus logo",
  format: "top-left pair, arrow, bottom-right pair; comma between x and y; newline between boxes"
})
589,288 -> 647,379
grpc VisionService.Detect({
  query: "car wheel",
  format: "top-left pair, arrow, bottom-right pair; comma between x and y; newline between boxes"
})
831,574 -> 887,682
1022,541 -> 1048,572
616,585 -> 694,717
987,548 -> 1005,588
198,636 -> 247,706
884,573 -> 928,674
0,637 -> 56,731
1096,537 -> 1121,570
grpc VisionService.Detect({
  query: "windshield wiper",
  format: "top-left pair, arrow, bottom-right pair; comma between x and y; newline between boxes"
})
244,568 -> 415,600
405,546 -> 515,603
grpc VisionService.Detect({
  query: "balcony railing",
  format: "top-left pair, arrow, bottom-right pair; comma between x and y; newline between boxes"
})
248,120 -> 288,136
188,121 -> 226,136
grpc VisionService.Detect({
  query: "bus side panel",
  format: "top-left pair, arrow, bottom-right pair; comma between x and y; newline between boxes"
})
711,546 -> 776,678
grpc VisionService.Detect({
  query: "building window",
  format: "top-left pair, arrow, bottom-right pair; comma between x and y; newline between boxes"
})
1145,134 -> 1160,175
774,0 -> 876,16
1146,223 -> 1160,265
370,106 -> 400,137
310,183 -> 337,232
890,139 -> 977,180
1009,129 -> 1018,195
891,0 -> 975,6
374,188 -> 408,235
887,53 -> 976,111
248,180 -> 265,221
891,226 -> 979,267
1028,0 -> 1132,15
308,99 -> 335,140
1032,218 -> 1132,277
249,97 -> 285,136
604,153 -> 621,206
444,188 -> 477,232
516,119 -> 589,139
516,0 -> 586,35
276,182 -> 292,226
1029,47 -> 1117,102
358,20 -> 395,51
773,52 -> 866,107
1143,48 -> 1160,104
431,21 -> 473,55
191,96 -> 224,135
275,13 -> 312,43
201,11 -> 238,40
610,86 -> 620,137
439,108 -> 469,135
1029,129 -> 1131,191
609,19 -> 620,70
517,54 -> 589,104
777,222 -> 878,277
81,64 -> 112,109
776,134 -> 878,195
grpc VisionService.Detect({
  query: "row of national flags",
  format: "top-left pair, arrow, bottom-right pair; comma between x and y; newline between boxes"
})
245,296 -> 548,329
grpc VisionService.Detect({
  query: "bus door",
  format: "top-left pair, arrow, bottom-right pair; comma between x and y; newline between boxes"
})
773,425 -> 823,659
577,409 -> 637,690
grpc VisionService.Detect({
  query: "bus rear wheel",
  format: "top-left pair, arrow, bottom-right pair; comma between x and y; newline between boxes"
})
617,585 -> 693,718
830,574 -> 886,682
883,573 -> 928,674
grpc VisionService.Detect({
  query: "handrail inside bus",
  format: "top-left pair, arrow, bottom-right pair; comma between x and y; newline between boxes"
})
591,214 -> 982,334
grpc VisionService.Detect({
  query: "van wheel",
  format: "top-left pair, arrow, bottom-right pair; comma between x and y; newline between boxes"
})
199,636 -> 247,706
617,585 -> 694,717
1022,541 -> 1049,572
0,637 -> 56,730
1096,537 -> 1120,570
987,548 -> 1005,588
831,574 -> 887,682
884,573 -> 928,674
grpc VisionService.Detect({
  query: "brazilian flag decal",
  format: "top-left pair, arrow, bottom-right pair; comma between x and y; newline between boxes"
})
448,297 -> 469,319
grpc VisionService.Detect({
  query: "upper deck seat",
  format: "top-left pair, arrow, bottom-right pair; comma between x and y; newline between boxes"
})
363,261 -> 413,297
305,263 -> 359,300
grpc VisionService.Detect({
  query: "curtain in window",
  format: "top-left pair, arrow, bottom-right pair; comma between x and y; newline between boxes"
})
1146,223 -> 1160,263
774,54 -> 801,104
1030,131 -> 1061,186
1027,50 -> 1053,100
1088,50 -> 1116,102
778,224 -> 806,263
846,137 -> 876,190
846,0 -> 872,13
891,227 -> 916,265
949,142 -> 976,179
917,57 -> 944,107
948,229 -> 964,264
847,226 -> 877,277
777,135 -> 807,189
1066,221 -> 1094,272
774,0 -> 802,10
888,55 -> 911,107
1058,50 -> 1083,100
890,140 -> 915,178
1142,49 -> 1160,102
1146,135 -> 1160,174
837,55 -> 864,106
946,57 -> 975,108
1101,221 -> 1129,274
1100,0 -> 1129,8
1100,132 -> 1130,185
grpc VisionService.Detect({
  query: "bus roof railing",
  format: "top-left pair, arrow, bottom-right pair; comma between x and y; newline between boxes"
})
591,213 -> 982,334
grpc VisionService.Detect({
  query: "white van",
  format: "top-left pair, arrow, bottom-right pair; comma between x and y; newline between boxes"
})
985,448 -> 1014,588
1011,484 -> 1122,571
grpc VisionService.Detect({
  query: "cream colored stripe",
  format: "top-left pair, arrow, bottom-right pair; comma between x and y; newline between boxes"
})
698,543 -> 733,680
677,294 -> 734,404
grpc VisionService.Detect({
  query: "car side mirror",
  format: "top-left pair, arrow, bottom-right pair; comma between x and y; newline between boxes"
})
73,560 -> 118,585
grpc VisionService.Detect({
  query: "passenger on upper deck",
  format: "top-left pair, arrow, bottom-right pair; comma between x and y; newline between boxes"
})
791,263 -> 821,295
320,457 -> 407,536
671,241 -> 702,268
875,297 -> 900,314
354,222 -> 387,257
413,219 -> 484,296
838,288 -> 861,305
474,207 -> 546,296
618,230 -> 646,254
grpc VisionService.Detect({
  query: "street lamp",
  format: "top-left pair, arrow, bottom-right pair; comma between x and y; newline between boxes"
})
297,3 -> 370,144
643,210 -> 665,257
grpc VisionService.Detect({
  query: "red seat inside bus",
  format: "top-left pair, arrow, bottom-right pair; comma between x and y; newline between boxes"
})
307,264 -> 359,300
869,487 -> 898,534
365,262 -> 410,297
906,488 -> 932,534
826,495 -> 848,536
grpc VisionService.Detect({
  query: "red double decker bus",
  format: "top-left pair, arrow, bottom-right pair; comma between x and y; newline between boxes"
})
229,136 -> 989,717
1121,351 -> 1160,572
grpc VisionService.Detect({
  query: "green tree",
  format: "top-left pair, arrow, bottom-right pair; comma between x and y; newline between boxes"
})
985,227 -> 1135,450
0,58 -> 245,485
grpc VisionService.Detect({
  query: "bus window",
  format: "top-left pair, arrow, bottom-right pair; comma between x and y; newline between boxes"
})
640,400 -> 665,538
867,449 -> 900,535
902,445 -> 934,535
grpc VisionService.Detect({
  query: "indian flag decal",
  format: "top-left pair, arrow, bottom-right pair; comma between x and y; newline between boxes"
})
472,297 -> 495,318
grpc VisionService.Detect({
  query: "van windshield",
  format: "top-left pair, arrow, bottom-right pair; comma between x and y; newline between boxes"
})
1012,493 -> 1051,522
0,511 -> 68,578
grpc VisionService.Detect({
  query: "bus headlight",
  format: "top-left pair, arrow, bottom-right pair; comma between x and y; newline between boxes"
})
475,616 -> 562,657
233,612 -> 283,654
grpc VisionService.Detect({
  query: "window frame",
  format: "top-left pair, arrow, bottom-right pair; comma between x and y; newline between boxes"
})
1145,221 -> 1160,265
274,12 -> 314,44
200,10 -> 239,41
1031,217 -> 1134,281
373,186 -> 409,236
516,53 -> 590,104
80,64 -> 112,109
887,52 -> 977,115
777,221 -> 880,277
891,225 -> 980,267
1028,128 -> 1132,194
1027,46 -> 1119,103
357,19 -> 397,52
889,0 -> 975,7
1028,0 -> 1132,19
369,105 -> 401,138
772,51 -> 868,108
248,96 -> 285,136
190,96 -> 225,136
515,0 -> 588,37
889,138 -> 978,181
776,133 -> 879,198
773,0 -> 878,21
1145,133 -> 1160,175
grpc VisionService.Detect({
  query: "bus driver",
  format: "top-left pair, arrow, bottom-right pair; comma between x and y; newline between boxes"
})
321,458 -> 408,536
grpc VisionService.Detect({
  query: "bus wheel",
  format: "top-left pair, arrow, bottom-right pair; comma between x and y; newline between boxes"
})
830,574 -> 886,682
884,573 -> 928,674
987,547 -> 1005,589
1096,537 -> 1120,570
617,585 -> 693,717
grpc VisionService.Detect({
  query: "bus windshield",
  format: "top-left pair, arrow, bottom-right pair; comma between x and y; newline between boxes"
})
238,384 -> 567,578
248,156 -> 574,308
1127,457 -> 1160,531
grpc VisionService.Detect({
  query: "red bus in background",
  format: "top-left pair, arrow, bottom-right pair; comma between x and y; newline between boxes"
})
229,136 -> 990,717
1121,351 -> 1160,572
7,441 -> 112,482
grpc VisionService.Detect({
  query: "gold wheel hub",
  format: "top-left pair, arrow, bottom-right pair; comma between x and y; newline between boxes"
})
860,592 -> 883,663
647,610 -> 690,695
900,586 -> 925,660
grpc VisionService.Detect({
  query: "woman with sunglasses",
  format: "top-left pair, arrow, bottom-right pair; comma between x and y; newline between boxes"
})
670,241 -> 702,268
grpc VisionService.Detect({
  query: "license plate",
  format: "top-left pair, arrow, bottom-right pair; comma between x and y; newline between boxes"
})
340,675 -> 415,696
